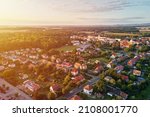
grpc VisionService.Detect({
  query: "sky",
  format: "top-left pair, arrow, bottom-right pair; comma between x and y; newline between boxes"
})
0,0 -> 149,25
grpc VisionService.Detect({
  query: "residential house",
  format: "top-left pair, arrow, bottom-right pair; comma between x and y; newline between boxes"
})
107,60 -> 116,68
110,53 -> 117,59
83,85 -> 93,95
128,55 -> 141,67
120,40 -> 131,48
19,73 -> 29,80
51,55 -> 56,62
133,70 -> 141,76
80,64 -> 87,70
23,80 -> 40,92
93,65 -> 104,74
56,58 -> 61,64
8,63 -> 16,68
104,76 -> 116,85
41,54 -> 48,59
121,75 -> 129,82
115,65 -> 124,73
62,62 -> 72,69
71,68 -> 79,76
72,75 -> 85,85
74,62 -> 81,69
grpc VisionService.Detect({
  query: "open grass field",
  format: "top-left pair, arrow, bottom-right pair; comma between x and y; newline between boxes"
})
104,32 -> 139,37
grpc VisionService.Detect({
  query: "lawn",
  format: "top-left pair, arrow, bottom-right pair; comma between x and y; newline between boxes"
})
57,45 -> 77,52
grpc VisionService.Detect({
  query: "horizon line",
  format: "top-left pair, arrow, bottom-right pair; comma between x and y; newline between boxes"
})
0,23 -> 150,27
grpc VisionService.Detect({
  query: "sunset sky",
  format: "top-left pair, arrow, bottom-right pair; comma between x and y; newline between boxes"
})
0,0 -> 149,25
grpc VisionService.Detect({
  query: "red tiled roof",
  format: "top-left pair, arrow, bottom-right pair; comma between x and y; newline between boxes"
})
121,75 -> 129,80
84,85 -> 93,91
72,75 -> 85,84
71,68 -> 78,73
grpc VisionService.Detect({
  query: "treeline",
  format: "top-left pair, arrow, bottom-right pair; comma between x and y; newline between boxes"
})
65,26 -> 139,33
0,29 -> 72,52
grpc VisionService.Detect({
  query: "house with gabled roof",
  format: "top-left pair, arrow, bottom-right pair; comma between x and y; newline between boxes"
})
121,75 -> 129,82
72,75 -> 85,85
83,85 -> 93,95
133,70 -> 141,76
23,80 -> 40,92
71,68 -> 79,76
115,65 -> 124,73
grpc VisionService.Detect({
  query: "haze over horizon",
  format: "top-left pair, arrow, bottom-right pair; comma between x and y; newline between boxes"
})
0,0 -> 149,25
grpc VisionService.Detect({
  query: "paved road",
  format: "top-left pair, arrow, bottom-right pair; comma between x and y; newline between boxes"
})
57,73 -> 100,99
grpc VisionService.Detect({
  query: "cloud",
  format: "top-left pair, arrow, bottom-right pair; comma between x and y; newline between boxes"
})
79,0 -> 132,12
78,16 -> 146,23
54,0 -> 150,13
105,17 -> 145,22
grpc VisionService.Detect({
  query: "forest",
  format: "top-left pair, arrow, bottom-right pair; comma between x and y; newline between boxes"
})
0,27 -> 73,52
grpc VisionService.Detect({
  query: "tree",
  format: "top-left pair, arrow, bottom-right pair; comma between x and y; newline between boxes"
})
47,92 -> 56,100
63,73 -> 71,86
127,84 -> 133,92
116,79 -> 122,88
129,74 -> 136,81
36,75 -> 45,82
139,45 -> 149,52
78,93 -> 88,100
2,69 -> 16,78
136,63 -> 142,70
62,85 -> 71,94
95,80 -> 106,92
99,72 -> 105,79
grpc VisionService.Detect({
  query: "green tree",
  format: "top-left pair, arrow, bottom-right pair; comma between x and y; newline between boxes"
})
2,69 -> 16,78
95,80 -> 106,92
130,74 -> 136,81
63,73 -> 71,86
36,75 -> 45,82
136,63 -> 142,70
62,85 -> 71,94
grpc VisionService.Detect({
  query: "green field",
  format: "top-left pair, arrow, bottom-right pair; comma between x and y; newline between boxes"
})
57,45 -> 77,52
105,32 -> 139,37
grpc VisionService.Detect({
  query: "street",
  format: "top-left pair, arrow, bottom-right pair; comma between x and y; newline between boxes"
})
57,73 -> 100,99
